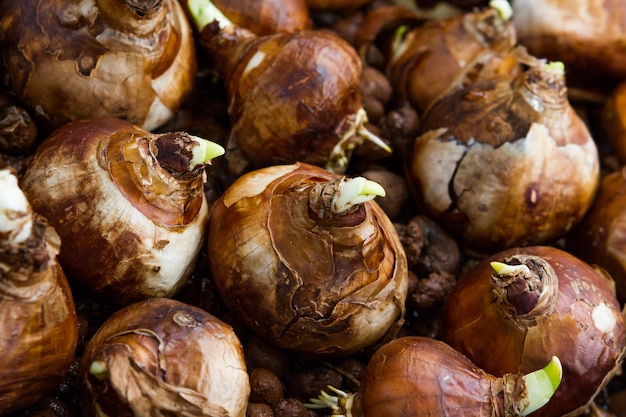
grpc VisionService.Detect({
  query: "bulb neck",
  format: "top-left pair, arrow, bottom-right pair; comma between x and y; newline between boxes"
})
152,132 -> 218,179
490,255 -> 558,322
105,130 -> 211,226
0,215 -> 60,298
97,0 -> 166,36
307,176 -> 385,227
307,179 -> 368,228
516,61 -> 568,112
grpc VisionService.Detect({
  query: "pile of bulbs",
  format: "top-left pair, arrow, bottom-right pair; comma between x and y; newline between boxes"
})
1,0 -> 626,416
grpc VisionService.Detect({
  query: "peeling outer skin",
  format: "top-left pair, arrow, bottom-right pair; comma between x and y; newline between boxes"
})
77,298 -> 250,417
407,71 -> 600,255
19,118 -> 209,306
440,246 -> 626,417
207,162 -> 409,357
512,0 -> 626,85
0,0 -> 196,132
203,28 -> 364,172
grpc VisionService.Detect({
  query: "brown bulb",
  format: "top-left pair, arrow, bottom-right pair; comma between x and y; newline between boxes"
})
0,170 -> 78,414
406,59 -> 599,254
19,117 -> 224,306
440,246 -> 626,416
77,298 -> 250,417
207,162 -> 408,356
0,0 -> 196,132
308,336 -> 563,417
512,0 -> 626,88
187,1 -> 390,174
356,4 -> 520,115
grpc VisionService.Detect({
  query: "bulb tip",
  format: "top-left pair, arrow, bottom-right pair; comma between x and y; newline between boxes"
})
489,0 -> 513,20
490,261 -> 531,276
331,177 -> 386,214
191,137 -> 225,168
545,61 -> 565,75
361,178 -> 386,199
89,360 -> 109,381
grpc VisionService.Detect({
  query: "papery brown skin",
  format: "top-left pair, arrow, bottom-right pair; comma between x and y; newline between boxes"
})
406,62 -> 600,254
567,167 -> 626,303
360,5 -> 521,115
440,246 -> 626,417
0,216 -> 78,414
77,298 -> 250,417
211,0 -> 311,35
512,0 -> 626,87
19,117 -> 210,306
207,162 -> 408,356
351,336 -> 533,417
199,26 -> 369,173
0,0 -> 196,132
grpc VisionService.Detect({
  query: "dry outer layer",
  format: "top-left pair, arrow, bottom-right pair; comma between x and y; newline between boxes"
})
77,298 -> 250,417
208,163 -> 408,356
0,0 -> 196,132
19,118 -> 209,305
408,63 -> 599,254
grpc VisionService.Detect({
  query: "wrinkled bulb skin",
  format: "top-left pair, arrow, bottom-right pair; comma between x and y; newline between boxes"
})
207,162 -> 408,357
77,298 -> 250,417
511,0 -> 626,86
377,4 -> 521,115
406,60 -> 600,254
0,0 -> 196,132
0,170 -> 79,414
191,1 -> 387,174
18,117 -> 222,306
440,246 -> 626,417
337,337 -> 560,417
567,167 -> 626,303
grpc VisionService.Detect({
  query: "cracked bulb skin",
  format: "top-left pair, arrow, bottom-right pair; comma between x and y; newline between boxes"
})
0,0 -> 196,133
19,117 -> 220,306
76,298 -> 250,417
406,60 -> 599,255
440,246 -> 626,417
207,162 -> 408,357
